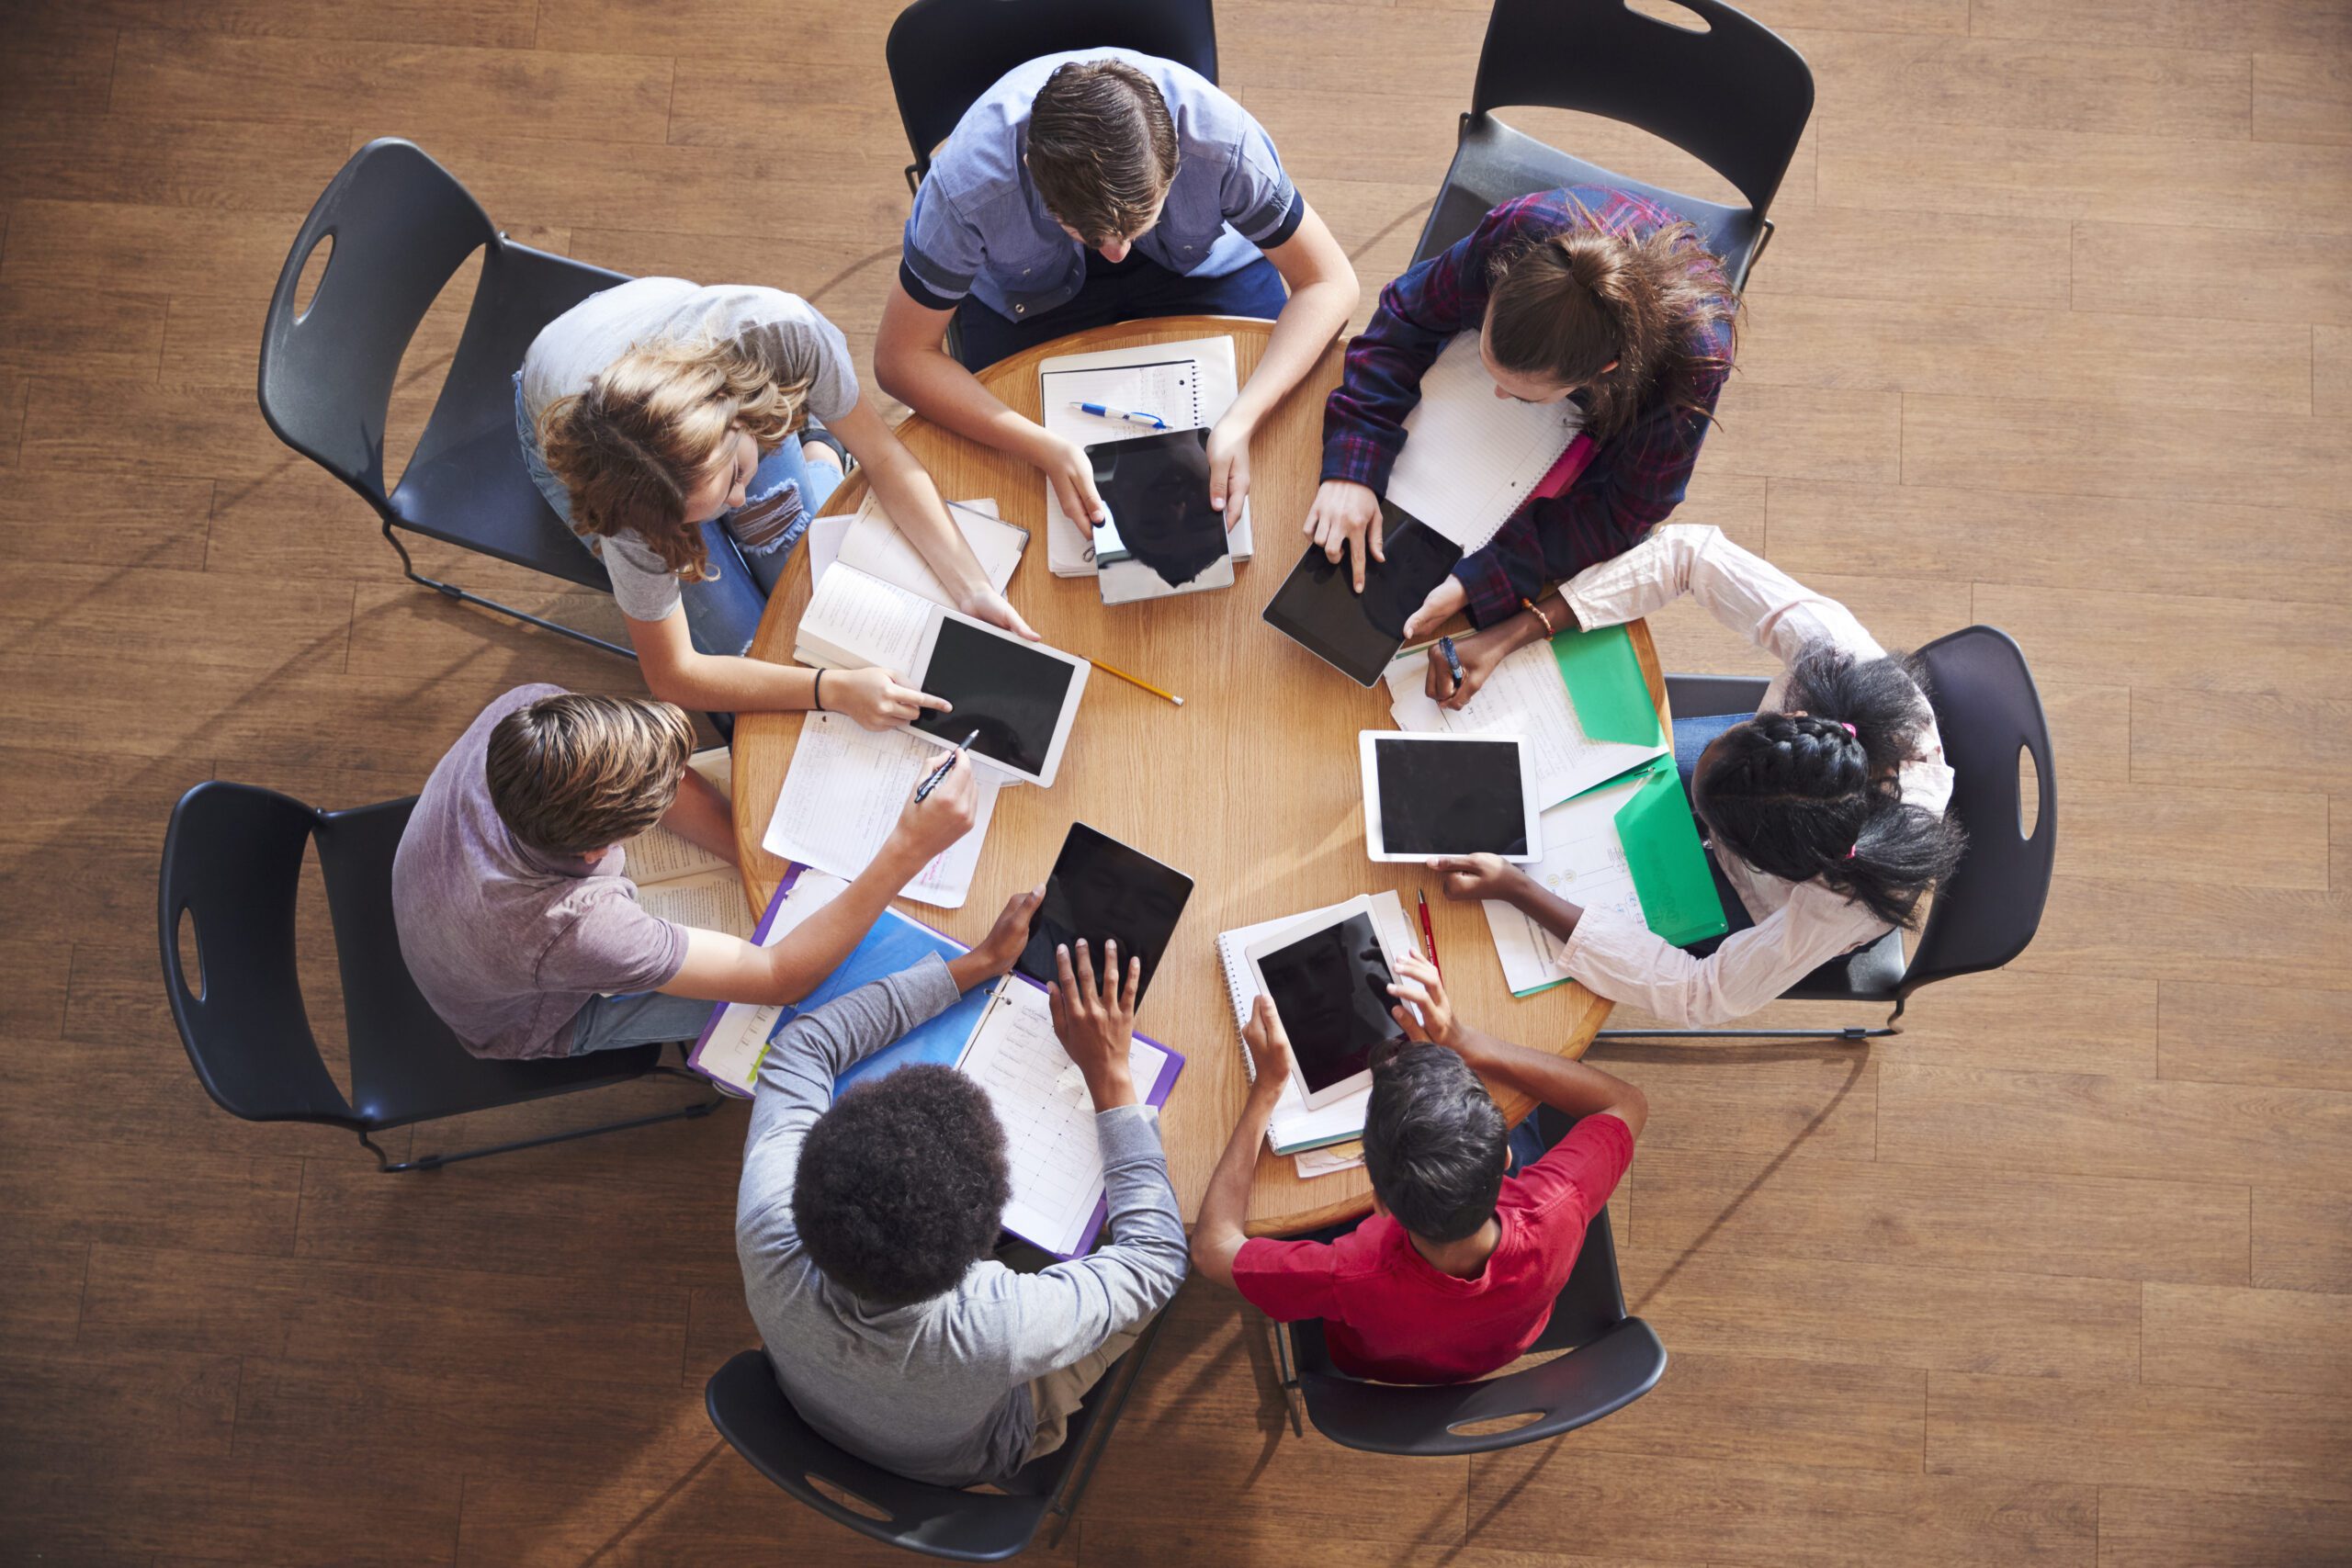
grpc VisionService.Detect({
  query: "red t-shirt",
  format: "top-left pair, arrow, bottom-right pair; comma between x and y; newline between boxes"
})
1232,1113 -> 1634,1383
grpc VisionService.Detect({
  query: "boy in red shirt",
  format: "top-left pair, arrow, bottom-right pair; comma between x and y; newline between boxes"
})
1192,951 -> 1646,1383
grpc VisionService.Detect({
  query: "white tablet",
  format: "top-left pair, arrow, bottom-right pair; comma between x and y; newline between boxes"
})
1243,895 -> 1409,1111
1359,731 -> 1544,863
907,609 -> 1091,787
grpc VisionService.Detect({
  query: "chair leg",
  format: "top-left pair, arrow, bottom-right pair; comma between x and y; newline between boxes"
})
1272,1314 -> 1302,1437
363,1067 -> 725,1174
1045,1309 -> 1170,1543
379,520 -> 637,661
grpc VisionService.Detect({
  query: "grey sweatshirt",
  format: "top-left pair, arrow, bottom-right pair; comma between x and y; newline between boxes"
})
734,954 -> 1188,1486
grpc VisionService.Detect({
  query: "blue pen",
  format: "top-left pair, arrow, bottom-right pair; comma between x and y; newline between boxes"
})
915,730 -> 980,803
1069,400 -> 1167,431
1439,635 -> 1465,687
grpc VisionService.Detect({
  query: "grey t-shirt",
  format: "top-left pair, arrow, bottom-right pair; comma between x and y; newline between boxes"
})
520,278 -> 861,623
390,683 -> 689,1060
738,954 -> 1189,1487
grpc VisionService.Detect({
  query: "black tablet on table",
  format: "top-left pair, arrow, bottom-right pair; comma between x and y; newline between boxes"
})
1087,427 -> 1235,599
1015,823 -> 1195,1005
1261,500 -> 1464,684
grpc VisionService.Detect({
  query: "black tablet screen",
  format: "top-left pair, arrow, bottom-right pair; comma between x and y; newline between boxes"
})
1089,429 -> 1230,591
1374,736 -> 1532,856
911,618 -> 1077,776
1015,823 -> 1194,1004
1255,912 -> 1403,1097
1261,503 -> 1465,684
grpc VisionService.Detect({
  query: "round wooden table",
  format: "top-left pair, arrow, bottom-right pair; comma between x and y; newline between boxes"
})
733,315 -> 1665,1235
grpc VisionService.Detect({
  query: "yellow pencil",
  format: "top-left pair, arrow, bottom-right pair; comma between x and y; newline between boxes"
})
1088,658 -> 1184,707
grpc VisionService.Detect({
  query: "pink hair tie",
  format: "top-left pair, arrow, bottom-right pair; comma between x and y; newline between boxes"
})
1838,721 -> 1857,737
1846,845 -> 1859,859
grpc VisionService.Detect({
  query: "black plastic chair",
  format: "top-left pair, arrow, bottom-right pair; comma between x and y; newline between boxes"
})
159,781 -> 722,1171
258,138 -> 638,659
1272,1192 -> 1664,1456
1408,0 -> 1813,290
705,1313 -> 1165,1562
886,0 -> 1219,197
1600,625 -> 2057,1043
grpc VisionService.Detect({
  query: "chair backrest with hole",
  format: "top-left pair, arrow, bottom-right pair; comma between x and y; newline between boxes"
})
1903,626 -> 2056,994
158,782 -> 356,1128
886,0 -> 1219,189
1468,0 -> 1813,217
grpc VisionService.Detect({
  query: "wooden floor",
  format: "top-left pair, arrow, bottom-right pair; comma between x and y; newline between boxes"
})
5,0 -> 2351,1562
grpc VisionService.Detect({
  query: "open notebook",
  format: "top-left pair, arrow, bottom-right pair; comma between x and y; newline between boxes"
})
1215,889 -> 1419,1156
1385,332 -> 1587,553
624,748 -> 755,939
692,869 -> 1184,1258
763,712 -> 1000,909
807,496 -> 1026,603
1038,334 -> 1256,574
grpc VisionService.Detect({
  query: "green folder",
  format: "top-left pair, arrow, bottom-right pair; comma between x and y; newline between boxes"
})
1602,755 -> 1730,948
1551,623 -> 1661,748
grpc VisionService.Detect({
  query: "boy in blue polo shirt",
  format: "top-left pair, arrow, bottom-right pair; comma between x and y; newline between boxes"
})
875,49 -> 1358,536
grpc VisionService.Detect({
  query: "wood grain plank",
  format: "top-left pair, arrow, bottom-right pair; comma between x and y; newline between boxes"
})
2160,981 -> 2352,1091
1702,969 -> 2157,1078
1464,1449 -> 2097,1566
3,1243 -> 89,1348
1972,580 -> 2352,694
1584,1046 -> 1878,1162
2141,1281 -> 2352,1397
2051,782 -> 2330,889
0,1346 -> 238,1457
1968,0 -> 2352,58
1769,479 -> 2352,606
1927,1371 -> 2352,1500
1634,1145 -> 2246,1285
172,0 -> 539,49
0,1137 -> 302,1257
0,197 -> 309,298
1701,381 -> 1904,484
1618,1248 -> 2143,1381
23,377 -> 304,478
2255,51 -> 2352,145
1748,208 -> 2074,309
1792,28 -> 2253,139
1880,1062 -> 2352,1190
1739,295 -> 2308,413
2131,686 -> 2352,797
2075,219 -> 2352,325
0,562 -> 351,674
0,111 -> 355,211
0,472 -> 210,570
0,285 -> 165,378
108,29 -> 674,144
1,26 -> 121,120
2317,323 -> 2350,417
2039,682 -> 2132,784
2095,1486 -> 2352,1568
2014,874 -> 2352,992
2254,1187 -> 2352,1292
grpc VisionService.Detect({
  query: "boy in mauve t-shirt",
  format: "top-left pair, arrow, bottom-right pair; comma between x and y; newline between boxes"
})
1192,951 -> 1645,1383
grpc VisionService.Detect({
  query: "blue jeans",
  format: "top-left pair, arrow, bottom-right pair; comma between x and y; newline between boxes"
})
567,989 -> 718,1056
953,252 -> 1290,371
514,376 -> 842,656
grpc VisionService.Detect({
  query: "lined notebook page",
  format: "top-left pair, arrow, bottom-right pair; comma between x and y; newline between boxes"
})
1486,779 -> 1650,997
763,714 -> 1000,908
1385,333 -> 1585,552
1384,639 -> 1666,808
793,564 -> 934,672
837,497 -> 1024,602
956,981 -> 1172,1257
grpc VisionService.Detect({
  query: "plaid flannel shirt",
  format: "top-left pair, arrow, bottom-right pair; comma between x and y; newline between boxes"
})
1320,187 -> 1735,627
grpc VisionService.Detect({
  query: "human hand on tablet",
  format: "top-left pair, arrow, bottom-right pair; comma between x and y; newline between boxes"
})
1046,938 -> 1139,1111
956,585 -> 1039,642
1399,575 -> 1468,642
828,666 -> 951,731
948,885 -> 1046,992
886,748 -> 978,863
1205,412 -> 1254,530
1386,950 -> 1463,1050
1239,994 -> 1294,1105
1424,626 -> 1508,709
1430,852 -> 1527,906
1301,479 -> 1383,592
1033,432 -> 1109,529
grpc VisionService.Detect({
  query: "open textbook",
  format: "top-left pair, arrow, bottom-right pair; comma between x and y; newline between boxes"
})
625,747 -> 755,939
690,869 -> 1184,1258
763,712 -> 1001,909
1385,332 -> 1587,553
807,495 -> 1026,602
1037,334 -> 1256,574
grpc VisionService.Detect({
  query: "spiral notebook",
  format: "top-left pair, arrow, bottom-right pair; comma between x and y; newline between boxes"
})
1038,334 -> 1256,574
1214,889 -> 1416,1156
693,867 -> 1184,1258
1385,332 -> 1589,553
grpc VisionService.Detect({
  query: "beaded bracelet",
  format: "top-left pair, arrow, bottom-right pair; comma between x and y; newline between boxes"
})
1520,595 -> 1557,638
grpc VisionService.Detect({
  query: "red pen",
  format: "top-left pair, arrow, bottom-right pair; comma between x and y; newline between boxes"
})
1416,888 -> 1442,977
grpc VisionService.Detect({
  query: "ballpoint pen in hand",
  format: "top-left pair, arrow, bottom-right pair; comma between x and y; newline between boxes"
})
915,729 -> 980,802
1438,636 -> 1464,689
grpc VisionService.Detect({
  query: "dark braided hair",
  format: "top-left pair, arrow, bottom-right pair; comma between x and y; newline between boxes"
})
1693,644 -> 1966,930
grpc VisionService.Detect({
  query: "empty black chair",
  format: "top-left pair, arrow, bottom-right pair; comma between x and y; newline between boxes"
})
705,1315 -> 1164,1562
1273,1190 -> 1664,1455
160,781 -> 721,1171
886,0 -> 1219,196
258,138 -> 637,659
1600,626 -> 2056,1042
1408,0 -> 1813,289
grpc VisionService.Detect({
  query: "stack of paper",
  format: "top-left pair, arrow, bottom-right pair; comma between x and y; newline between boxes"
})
808,495 -> 1025,600
763,713 -> 1001,908
1037,335 -> 1256,574
625,748 -> 755,938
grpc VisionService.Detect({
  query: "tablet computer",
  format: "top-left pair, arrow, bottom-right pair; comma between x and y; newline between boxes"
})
1244,896 -> 1409,1111
908,609 -> 1091,787
1359,731 -> 1543,863
1260,501 -> 1464,685
1088,428 -> 1235,604
1015,822 -> 1195,1006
